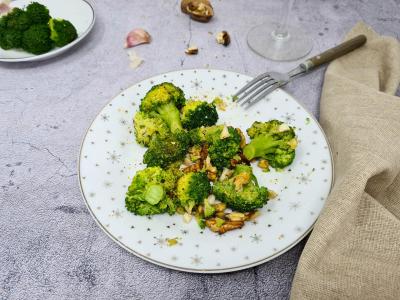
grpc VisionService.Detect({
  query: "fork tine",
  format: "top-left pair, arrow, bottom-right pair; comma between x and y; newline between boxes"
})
240,79 -> 278,106
243,82 -> 281,108
236,77 -> 274,103
234,73 -> 270,99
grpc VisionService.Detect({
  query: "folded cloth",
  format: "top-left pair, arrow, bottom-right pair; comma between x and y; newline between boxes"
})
290,22 -> 400,300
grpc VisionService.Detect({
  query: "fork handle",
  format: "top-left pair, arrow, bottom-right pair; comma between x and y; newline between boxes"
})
300,35 -> 367,71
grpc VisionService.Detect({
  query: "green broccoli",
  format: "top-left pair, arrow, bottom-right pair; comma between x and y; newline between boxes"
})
165,160 -> 184,180
177,172 -> 211,213
22,24 -> 52,54
191,125 -> 243,170
49,18 -> 77,47
0,14 -> 7,30
125,167 -> 177,215
25,2 -> 50,25
246,120 -> 284,138
143,132 -> 190,168
133,111 -> 170,147
181,100 -> 218,130
213,164 -> 269,212
4,8 -> 31,31
0,29 -> 22,49
140,82 -> 186,133
190,124 -> 225,144
244,120 -> 298,169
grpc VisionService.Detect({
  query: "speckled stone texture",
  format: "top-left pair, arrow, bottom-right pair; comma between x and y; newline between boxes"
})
0,0 -> 399,299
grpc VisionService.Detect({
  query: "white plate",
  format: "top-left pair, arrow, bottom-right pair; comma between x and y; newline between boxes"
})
79,69 -> 333,273
0,0 -> 95,62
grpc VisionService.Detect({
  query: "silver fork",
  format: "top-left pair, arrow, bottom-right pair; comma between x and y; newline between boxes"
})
234,35 -> 367,107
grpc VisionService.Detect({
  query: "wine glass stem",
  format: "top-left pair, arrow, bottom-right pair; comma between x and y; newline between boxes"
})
273,0 -> 295,39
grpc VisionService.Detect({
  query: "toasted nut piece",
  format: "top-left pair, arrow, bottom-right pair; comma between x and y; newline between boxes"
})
204,156 -> 215,171
258,159 -> 270,171
207,171 -> 217,181
213,203 -> 226,212
218,221 -> 244,234
288,138 -> 298,150
212,97 -> 227,111
233,172 -> 251,191
244,212 -> 251,221
183,213 -> 193,223
219,168 -> 234,181
184,156 -> 193,165
181,0 -> 214,23
268,190 -> 278,199
245,210 -> 261,221
200,144 -> 208,161
207,194 -> 216,204
278,123 -> 291,132
230,158 -> 239,167
197,205 -> 204,214
226,212 -> 246,221
185,46 -> 199,55
216,31 -> 230,46
220,126 -> 230,139
235,128 -> 246,148
205,219 -> 219,232
215,211 -> 225,218
189,145 -> 202,160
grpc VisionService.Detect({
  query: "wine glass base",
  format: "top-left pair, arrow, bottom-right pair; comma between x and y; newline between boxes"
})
247,22 -> 313,61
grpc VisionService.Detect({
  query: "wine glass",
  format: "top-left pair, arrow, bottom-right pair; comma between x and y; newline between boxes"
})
247,0 -> 313,61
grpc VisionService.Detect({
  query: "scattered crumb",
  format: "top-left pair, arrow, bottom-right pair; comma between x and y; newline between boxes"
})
212,97 -> 227,111
185,46 -> 198,55
127,49 -> 143,69
166,238 -> 179,246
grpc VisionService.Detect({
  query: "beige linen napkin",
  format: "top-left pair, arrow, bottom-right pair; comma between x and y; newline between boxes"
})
290,23 -> 400,299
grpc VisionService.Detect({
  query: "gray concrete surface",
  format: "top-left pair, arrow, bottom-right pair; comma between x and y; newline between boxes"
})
1,0 -> 399,299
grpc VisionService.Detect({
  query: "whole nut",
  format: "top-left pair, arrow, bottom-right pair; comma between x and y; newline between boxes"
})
181,0 -> 214,23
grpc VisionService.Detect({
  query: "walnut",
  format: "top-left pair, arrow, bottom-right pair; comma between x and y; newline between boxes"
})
181,0 -> 214,23
218,221 -> 244,234
233,172 -> 250,191
185,46 -> 199,55
216,31 -> 230,46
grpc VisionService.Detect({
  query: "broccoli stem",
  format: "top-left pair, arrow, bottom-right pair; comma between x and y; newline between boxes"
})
144,184 -> 165,205
157,102 -> 183,133
243,135 -> 281,160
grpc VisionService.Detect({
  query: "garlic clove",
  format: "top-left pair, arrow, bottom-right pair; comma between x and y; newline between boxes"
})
0,0 -> 11,15
124,28 -> 151,49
